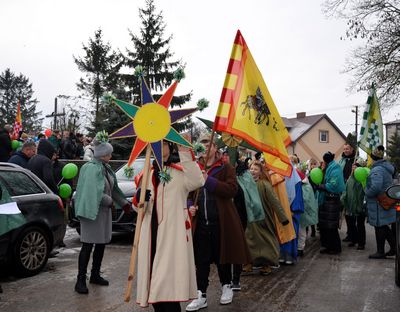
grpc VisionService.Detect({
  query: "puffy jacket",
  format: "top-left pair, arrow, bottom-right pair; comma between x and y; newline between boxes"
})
365,159 -> 396,226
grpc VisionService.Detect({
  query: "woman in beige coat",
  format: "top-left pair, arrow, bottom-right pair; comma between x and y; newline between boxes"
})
135,141 -> 204,311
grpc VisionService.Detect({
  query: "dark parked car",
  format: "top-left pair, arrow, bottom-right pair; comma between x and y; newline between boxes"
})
0,162 -> 66,277
68,158 -> 147,233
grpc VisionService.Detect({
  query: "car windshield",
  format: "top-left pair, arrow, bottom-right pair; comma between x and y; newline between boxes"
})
115,158 -> 147,182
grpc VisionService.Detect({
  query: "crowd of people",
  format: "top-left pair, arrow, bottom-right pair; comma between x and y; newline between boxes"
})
0,124 -> 397,312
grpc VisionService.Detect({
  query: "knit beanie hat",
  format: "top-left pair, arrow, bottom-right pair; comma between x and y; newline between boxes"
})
323,151 -> 335,164
93,131 -> 113,158
371,145 -> 384,160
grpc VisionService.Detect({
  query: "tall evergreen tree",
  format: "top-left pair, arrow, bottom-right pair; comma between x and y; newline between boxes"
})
387,131 -> 400,174
74,28 -> 124,131
0,68 -> 43,132
123,0 -> 191,131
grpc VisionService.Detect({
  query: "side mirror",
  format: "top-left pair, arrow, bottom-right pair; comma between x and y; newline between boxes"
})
386,184 -> 400,200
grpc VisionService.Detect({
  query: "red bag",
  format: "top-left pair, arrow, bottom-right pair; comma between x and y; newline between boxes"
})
377,193 -> 397,210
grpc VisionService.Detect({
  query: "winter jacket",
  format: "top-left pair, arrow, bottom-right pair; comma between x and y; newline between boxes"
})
341,175 -> 365,216
27,140 -> 58,194
365,159 -> 396,226
8,151 -> 30,168
0,129 -> 12,162
194,160 -> 251,265
60,138 -> 76,159
83,144 -> 94,161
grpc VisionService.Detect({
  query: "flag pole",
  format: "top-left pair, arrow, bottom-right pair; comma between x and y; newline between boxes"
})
124,144 -> 152,302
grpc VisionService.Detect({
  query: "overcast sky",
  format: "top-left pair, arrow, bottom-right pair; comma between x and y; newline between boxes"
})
1,0 -> 399,137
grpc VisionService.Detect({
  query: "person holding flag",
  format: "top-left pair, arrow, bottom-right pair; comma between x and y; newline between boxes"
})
358,86 -> 396,259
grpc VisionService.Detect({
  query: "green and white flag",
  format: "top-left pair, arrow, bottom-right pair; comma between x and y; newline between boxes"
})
0,181 -> 26,236
358,87 -> 383,155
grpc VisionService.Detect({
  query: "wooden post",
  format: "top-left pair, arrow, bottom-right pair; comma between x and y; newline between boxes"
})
124,144 -> 152,302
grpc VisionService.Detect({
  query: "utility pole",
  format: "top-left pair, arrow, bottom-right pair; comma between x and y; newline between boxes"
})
45,97 -> 66,130
351,105 -> 359,136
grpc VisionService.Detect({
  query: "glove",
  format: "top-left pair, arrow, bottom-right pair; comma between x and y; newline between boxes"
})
282,220 -> 290,226
135,188 -> 151,202
122,203 -> 132,214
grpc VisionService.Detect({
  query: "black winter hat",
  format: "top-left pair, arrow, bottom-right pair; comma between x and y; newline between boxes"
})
323,151 -> 335,164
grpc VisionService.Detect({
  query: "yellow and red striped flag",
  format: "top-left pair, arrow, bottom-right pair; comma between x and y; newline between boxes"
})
214,30 -> 292,176
13,101 -> 22,139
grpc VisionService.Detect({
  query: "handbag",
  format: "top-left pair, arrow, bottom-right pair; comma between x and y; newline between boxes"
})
377,193 -> 397,210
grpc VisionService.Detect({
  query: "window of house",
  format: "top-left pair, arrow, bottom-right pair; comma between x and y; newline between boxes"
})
319,130 -> 329,143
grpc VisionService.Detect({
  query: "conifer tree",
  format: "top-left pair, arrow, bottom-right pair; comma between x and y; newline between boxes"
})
74,28 -> 124,131
0,68 -> 43,132
123,0 -> 191,131
387,131 -> 400,174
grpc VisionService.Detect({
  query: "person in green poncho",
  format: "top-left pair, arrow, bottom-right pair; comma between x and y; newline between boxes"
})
247,160 -> 289,274
341,161 -> 366,250
74,132 -> 130,295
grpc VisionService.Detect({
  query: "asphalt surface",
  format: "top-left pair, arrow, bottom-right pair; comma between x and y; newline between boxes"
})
0,225 -> 399,312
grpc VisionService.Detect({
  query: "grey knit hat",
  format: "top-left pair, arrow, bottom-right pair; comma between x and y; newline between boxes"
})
93,131 -> 113,158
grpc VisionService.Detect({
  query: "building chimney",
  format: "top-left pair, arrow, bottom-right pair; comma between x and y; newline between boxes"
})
296,112 -> 306,118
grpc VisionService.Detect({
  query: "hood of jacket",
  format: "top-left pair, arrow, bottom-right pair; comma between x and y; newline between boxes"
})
37,140 -> 56,159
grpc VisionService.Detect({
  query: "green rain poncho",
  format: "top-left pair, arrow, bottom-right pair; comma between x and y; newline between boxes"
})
74,159 -> 124,220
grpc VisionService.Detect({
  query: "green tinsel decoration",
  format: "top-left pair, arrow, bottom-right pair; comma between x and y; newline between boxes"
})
197,98 -> 209,112
123,165 -> 135,179
173,67 -> 185,82
159,167 -> 172,185
193,143 -> 206,154
102,92 -> 116,104
95,130 -> 109,143
134,65 -> 144,78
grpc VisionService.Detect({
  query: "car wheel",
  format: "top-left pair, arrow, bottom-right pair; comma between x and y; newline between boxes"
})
13,226 -> 50,277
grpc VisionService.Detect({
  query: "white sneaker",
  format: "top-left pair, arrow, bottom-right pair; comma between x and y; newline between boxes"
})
186,290 -> 207,311
220,284 -> 233,305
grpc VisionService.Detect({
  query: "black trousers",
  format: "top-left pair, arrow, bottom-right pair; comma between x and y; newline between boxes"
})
193,223 -> 231,293
152,302 -> 181,312
347,214 -> 366,246
374,224 -> 396,254
320,228 -> 342,252
78,242 -> 106,276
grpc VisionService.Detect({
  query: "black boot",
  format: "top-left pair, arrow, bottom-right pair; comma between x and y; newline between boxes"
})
369,227 -> 386,259
75,243 -> 93,294
90,244 -> 109,286
75,275 -> 88,294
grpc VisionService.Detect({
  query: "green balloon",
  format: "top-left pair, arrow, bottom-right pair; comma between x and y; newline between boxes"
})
310,168 -> 323,185
59,183 -> 72,199
62,163 -> 78,179
354,167 -> 369,183
11,140 -> 19,150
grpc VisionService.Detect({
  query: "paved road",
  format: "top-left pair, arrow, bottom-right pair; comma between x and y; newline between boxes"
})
0,225 -> 399,312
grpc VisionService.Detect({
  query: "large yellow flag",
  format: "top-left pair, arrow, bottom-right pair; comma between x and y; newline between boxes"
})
214,30 -> 292,176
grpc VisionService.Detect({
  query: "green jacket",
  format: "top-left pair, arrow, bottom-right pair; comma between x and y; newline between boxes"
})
237,171 -> 265,223
318,161 -> 345,207
75,159 -> 125,220
341,175 -> 365,216
300,182 -> 318,227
